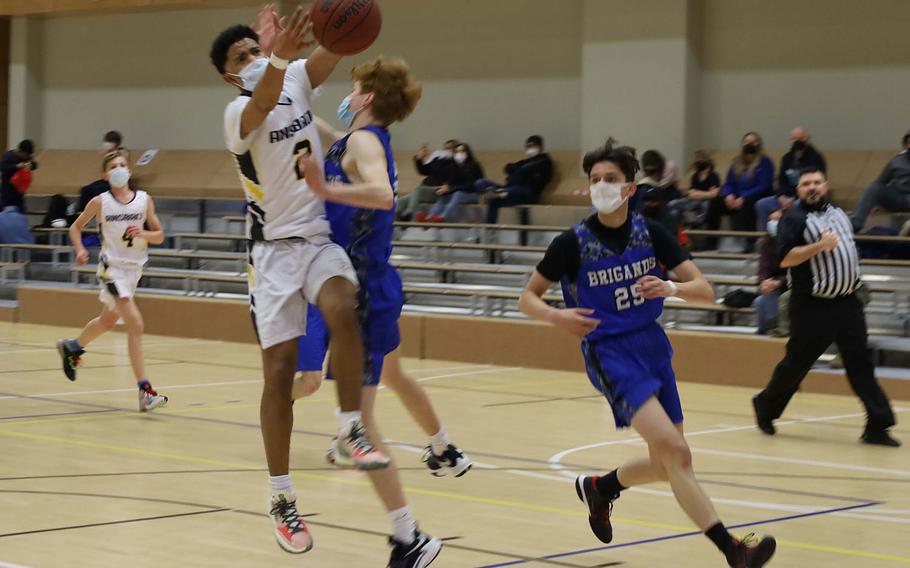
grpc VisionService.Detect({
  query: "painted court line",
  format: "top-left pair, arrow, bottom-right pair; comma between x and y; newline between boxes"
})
0,364 -> 493,402
0,562 -> 33,568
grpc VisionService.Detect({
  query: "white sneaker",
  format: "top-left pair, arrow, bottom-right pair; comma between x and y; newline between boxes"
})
139,389 -> 168,412
333,418 -> 390,470
423,444 -> 473,478
268,490 -> 314,554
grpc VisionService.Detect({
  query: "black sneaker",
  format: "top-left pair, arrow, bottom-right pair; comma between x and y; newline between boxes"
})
861,429 -> 901,447
423,444 -> 473,478
726,534 -> 776,567
575,475 -> 617,543
56,340 -> 84,382
752,396 -> 776,436
388,530 -> 442,568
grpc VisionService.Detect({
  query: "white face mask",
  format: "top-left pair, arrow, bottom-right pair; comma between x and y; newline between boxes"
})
231,57 -> 268,91
453,152 -> 468,165
525,147 -> 540,158
108,166 -> 130,188
590,181 -> 627,214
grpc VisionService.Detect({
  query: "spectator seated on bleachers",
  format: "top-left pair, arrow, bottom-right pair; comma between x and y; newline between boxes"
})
0,205 -> 36,244
636,149 -> 681,239
705,131 -> 774,249
422,143 -> 485,223
754,208 -> 789,335
396,140 -> 457,221
480,135 -> 554,224
755,126 -> 826,231
669,150 -> 721,229
1,139 -> 38,214
851,129 -> 910,232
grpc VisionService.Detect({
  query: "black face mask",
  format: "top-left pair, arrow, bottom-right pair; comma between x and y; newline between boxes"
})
792,140 -> 808,152
743,143 -> 759,155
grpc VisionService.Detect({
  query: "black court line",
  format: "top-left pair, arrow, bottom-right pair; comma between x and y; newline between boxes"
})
698,471 -> 910,483
0,508 -> 230,538
0,361 -> 185,375
0,408 -> 120,421
483,395 -> 603,408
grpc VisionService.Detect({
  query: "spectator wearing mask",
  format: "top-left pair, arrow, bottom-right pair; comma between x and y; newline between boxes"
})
1,140 -> 39,213
754,206 -> 791,335
669,150 -> 721,229
424,143 -> 485,223
636,150 -> 680,238
755,126 -> 826,231
851,130 -> 910,232
0,205 -> 36,244
705,132 -> 774,246
397,140 -> 457,221
483,135 -> 554,224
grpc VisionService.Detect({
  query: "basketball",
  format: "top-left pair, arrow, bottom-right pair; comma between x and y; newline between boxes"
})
309,0 -> 381,56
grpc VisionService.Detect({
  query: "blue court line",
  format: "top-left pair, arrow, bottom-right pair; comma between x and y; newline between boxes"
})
473,501 -> 882,568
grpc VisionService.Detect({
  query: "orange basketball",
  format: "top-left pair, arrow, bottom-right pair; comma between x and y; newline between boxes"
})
309,0 -> 381,56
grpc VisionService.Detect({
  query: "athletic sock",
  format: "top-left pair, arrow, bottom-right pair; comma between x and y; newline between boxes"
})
137,379 -> 152,392
65,338 -> 82,351
388,506 -> 417,544
269,474 -> 293,496
338,410 -> 362,431
429,429 -> 450,455
705,522 -> 735,555
595,469 -> 625,498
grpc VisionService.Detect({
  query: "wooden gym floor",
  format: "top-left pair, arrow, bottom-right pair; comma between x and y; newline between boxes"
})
0,322 -> 909,567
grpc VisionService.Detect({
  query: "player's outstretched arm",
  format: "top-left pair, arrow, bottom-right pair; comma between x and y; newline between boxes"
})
299,130 -> 394,210
306,46 -> 343,90
240,6 -> 312,139
637,260 -> 714,304
519,271 -> 600,338
69,196 -> 100,266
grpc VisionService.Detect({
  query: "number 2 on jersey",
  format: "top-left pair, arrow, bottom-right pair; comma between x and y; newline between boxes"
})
615,285 -> 645,311
293,139 -> 312,180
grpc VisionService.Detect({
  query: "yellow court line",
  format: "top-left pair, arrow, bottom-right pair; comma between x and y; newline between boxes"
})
3,427 -> 909,564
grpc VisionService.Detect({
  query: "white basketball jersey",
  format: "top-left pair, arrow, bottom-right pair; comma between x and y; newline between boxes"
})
223,59 -> 329,241
99,190 -> 149,267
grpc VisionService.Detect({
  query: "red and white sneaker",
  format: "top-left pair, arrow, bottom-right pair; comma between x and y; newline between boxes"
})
333,417 -> 391,470
138,387 -> 168,412
268,491 -> 314,554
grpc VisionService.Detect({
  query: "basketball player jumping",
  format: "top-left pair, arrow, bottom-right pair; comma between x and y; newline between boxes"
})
519,142 -> 777,567
57,150 -> 169,413
210,5 -> 388,554
297,56 -> 443,567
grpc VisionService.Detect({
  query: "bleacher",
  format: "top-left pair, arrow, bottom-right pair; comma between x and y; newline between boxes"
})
10,147 -> 910,375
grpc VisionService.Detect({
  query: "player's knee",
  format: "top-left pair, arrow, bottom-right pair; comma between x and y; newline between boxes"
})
653,437 -> 692,472
318,286 -> 358,331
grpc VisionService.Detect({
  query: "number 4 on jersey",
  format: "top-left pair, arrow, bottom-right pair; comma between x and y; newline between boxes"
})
122,229 -> 135,248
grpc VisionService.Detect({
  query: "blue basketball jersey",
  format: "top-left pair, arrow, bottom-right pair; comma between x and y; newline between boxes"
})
561,213 -> 664,340
324,125 -> 398,274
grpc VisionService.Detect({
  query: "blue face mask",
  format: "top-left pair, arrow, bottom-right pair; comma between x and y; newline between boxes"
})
767,219 -> 779,237
337,95 -> 358,128
230,57 -> 268,91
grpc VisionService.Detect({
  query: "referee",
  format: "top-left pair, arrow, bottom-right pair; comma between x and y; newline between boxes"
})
752,167 -> 900,447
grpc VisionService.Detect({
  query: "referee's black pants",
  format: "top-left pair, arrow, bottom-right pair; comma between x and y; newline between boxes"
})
756,293 -> 896,431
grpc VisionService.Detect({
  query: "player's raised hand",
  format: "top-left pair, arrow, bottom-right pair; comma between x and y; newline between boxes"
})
637,275 -> 673,299
253,3 -> 279,54
273,6 -> 314,60
553,308 -> 600,337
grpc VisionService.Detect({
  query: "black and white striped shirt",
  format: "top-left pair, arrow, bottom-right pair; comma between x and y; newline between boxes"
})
778,202 -> 860,299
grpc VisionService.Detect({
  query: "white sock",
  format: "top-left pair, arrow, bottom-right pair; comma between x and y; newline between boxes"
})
429,429 -> 450,455
338,410 -> 362,431
269,474 -> 293,496
389,506 -> 417,544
